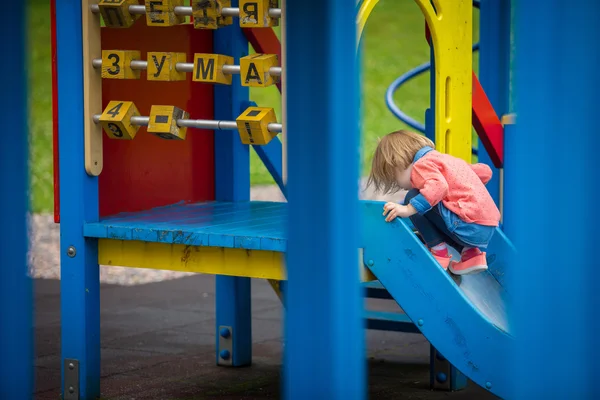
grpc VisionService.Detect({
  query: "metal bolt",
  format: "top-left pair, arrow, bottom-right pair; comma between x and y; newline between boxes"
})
219,328 -> 231,338
367,260 -> 374,267
68,363 -> 74,370
68,386 -> 75,394
417,319 -> 424,326
220,349 -> 231,360
485,382 -> 492,389
67,246 -> 76,258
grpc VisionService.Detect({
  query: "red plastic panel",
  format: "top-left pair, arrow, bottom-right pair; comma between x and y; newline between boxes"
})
51,0 -> 60,222
472,72 -> 504,167
99,22 -> 215,217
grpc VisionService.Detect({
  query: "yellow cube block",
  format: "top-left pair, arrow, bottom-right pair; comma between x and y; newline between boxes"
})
98,0 -> 141,28
147,52 -> 187,81
239,0 -> 278,28
192,53 -> 234,85
240,54 -> 279,87
147,105 -> 190,140
236,107 -> 278,145
192,0 -> 232,29
101,50 -> 141,80
99,101 -> 141,140
144,0 -> 185,27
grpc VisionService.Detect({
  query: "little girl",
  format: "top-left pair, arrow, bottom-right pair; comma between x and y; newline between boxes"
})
367,130 -> 501,275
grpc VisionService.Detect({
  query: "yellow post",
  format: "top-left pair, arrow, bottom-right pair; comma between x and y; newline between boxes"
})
414,0 -> 472,161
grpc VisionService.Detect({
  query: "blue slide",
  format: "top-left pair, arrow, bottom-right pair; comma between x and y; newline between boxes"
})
360,201 -> 515,399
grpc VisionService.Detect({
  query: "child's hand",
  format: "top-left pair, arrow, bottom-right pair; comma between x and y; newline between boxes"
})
383,202 -> 417,222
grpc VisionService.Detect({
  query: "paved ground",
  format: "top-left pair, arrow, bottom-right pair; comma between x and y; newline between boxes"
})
34,276 -> 497,399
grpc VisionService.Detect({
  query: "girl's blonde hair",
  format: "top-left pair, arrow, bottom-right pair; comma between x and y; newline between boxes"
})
367,130 -> 434,194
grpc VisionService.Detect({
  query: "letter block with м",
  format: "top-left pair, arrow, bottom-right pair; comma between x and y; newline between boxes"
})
147,52 -> 187,81
236,107 -> 278,145
240,54 -> 278,87
102,50 -> 141,80
192,0 -> 233,29
99,101 -> 141,140
239,0 -> 279,28
193,54 -> 234,85
145,0 -> 186,27
148,105 -> 190,140
98,0 -> 141,28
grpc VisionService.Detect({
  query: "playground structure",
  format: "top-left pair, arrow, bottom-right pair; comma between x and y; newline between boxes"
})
7,0 -> 600,399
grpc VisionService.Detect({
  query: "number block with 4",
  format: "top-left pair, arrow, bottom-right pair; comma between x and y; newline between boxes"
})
98,0 -> 141,28
236,107 -> 278,145
99,101 -> 141,140
101,50 -> 141,80
145,0 -> 186,27
192,0 -> 233,29
239,0 -> 279,28
148,105 -> 190,140
240,54 -> 278,87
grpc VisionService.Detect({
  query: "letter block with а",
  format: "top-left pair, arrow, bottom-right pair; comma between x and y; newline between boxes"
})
240,54 -> 278,87
98,0 -> 141,28
144,0 -> 186,27
147,52 -> 187,81
99,101 -> 141,140
236,107 -> 278,145
192,53 -> 234,85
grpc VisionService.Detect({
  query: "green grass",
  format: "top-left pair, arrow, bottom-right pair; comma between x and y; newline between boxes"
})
28,0 -> 480,213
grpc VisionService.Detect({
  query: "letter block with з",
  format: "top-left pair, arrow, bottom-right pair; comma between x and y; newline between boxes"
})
239,0 -> 279,28
192,54 -> 234,85
147,105 -> 190,140
144,0 -> 186,27
101,50 -> 141,80
236,107 -> 278,145
147,52 -> 187,81
240,54 -> 278,87
192,0 -> 233,29
98,0 -> 141,28
99,101 -> 141,140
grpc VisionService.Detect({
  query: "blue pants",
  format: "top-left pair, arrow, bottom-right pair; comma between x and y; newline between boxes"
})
404,189 -> 495,252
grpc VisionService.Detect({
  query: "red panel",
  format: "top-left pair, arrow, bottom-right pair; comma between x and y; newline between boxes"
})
99,21 -> 215,217
243,28 -> 282,93
51,0 -> 60,223
472,72 -> 504,167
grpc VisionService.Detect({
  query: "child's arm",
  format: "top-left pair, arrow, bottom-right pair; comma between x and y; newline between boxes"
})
409,159 -> 449,214
470,163 -> 493,185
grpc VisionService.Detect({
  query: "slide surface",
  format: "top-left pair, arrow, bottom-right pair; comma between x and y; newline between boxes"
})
360,201 -> 514,399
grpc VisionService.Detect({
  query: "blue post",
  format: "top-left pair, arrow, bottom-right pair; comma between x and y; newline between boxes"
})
0,2 -> 33,398
477,0 -> 511,206
213,0 -> 252,367
56,1 -> 101,398
509,1 -> 600,398
284,1 -> 364,399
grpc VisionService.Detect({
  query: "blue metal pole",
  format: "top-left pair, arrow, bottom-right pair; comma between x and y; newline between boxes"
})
510,1 -> 600,397
477,0 -> 511,206
284,1 -> 364,398
56,1 -> 101,398
0,2 -> 33,398
214,0 -> 252,367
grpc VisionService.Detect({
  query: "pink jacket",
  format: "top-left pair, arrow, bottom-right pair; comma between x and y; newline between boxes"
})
409,148 -> 501,227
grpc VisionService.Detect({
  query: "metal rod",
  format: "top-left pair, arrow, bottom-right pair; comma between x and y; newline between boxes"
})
92,114 -> 282,133
90,4 -> 281,18
92,59 -> 282,77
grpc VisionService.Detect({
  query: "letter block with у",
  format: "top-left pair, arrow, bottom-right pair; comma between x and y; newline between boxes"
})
147,105 -> 190,140
239,0 -> 279,28
240,54 -> 278,87
192,0 -> 233,29
144,0 -> 186,27
99,101 -> 141,140
102,50 -> 141,80
192,54 -> 234,85
147,52 -> 187,81
236,107 -> 278,145
98,0 -> 141,28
